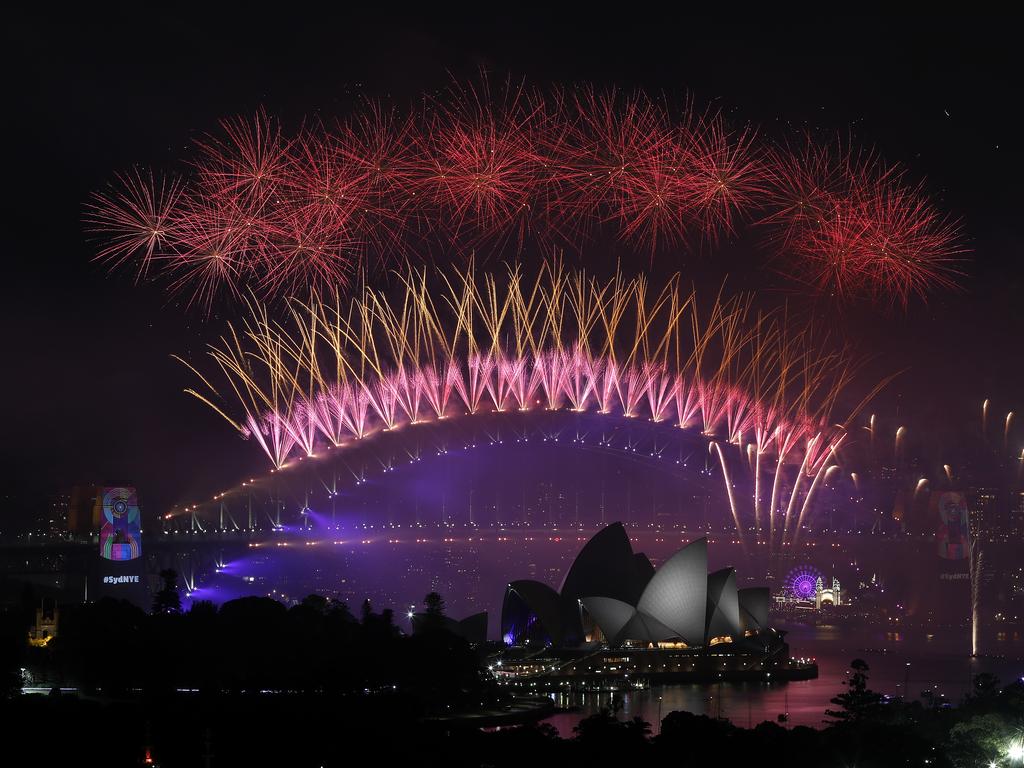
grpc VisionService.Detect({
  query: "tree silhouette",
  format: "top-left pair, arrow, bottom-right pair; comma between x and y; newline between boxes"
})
825,658 -> 884,724
968,672 -> 1001,705
574,706 -> 651,750
947,712 -> 1011,767
152,569 -> 181,615
420,592 -> 447,633
300,594 -> 329,615
424,592 -> 446,616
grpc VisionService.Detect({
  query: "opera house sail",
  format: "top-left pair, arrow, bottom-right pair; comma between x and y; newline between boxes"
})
496,523 -> 816,685
501,524 -> 770,649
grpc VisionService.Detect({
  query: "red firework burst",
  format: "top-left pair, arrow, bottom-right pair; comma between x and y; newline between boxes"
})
85,169 -> 182,278
764,140 -> 965,305
849,179 -> 964,304
558,88 -> 681,248
416,79 -> 547,252
686,118 -> 768,240
286,128 -> 361,229
334,104 -> 420,259
87,84 -> 966,309
164,195 -> 250,309
193,110 -> 292,208
258,207 -> 356,298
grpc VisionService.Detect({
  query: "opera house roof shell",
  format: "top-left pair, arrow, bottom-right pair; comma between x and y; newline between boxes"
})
501,523 -> 770,648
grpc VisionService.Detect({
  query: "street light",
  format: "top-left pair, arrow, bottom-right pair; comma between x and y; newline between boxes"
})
1007,736 -> 1024,763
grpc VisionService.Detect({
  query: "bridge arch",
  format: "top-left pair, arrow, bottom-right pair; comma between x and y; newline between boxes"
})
169,405 -> 839,556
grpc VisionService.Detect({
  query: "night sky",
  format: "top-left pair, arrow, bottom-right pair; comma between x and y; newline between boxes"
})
3,14 -> 1020,519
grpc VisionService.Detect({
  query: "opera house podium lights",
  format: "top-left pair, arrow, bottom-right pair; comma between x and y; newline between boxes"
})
497,523 -> 817,685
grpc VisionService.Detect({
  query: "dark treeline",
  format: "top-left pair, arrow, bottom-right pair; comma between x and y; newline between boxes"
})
1,588 -> 1023,767
27,594 -> 491,710
1,668 -> 1022,767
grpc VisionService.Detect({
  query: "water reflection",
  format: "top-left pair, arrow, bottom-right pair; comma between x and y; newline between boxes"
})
543,622 -> 1024,733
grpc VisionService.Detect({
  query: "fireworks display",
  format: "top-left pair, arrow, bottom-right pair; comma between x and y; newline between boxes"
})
763,141 -> 966,305
178,263 -> 887,549
86,82 -> 964,309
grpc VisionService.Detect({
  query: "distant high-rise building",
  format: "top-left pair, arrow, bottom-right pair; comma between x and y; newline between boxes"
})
50,494 -> 69,535
1011,491 -> 1024,539
968,487 -> 1000,539
29,494 -> 69,537
966,487 -> 1023,540
67,485 -> 102,535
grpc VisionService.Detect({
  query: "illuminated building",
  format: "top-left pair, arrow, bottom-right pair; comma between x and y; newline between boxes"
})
773,566 -> 844,613
968,487 -> 1022,541
500,523 -> 771,649
815,576 -> 842,608
27,600 -> 58,647
1013,491 -> 1024,539
501,523 -> 652,646
968,487 -> 999,538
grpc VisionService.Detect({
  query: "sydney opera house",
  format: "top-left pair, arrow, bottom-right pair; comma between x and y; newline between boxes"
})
499,524 -> 812,682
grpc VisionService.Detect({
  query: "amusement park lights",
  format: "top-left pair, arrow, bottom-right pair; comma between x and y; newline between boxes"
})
785,565 -> 824,601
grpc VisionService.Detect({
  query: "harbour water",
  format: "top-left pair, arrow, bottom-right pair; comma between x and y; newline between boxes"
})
543,622 -> 1024,732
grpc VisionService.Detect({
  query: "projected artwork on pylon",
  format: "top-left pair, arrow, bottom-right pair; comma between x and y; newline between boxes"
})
99,487 -> 142,561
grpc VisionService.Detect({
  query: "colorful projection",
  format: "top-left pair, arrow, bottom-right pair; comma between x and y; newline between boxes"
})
100,487 -> 142,561
934,491 -> 969,560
